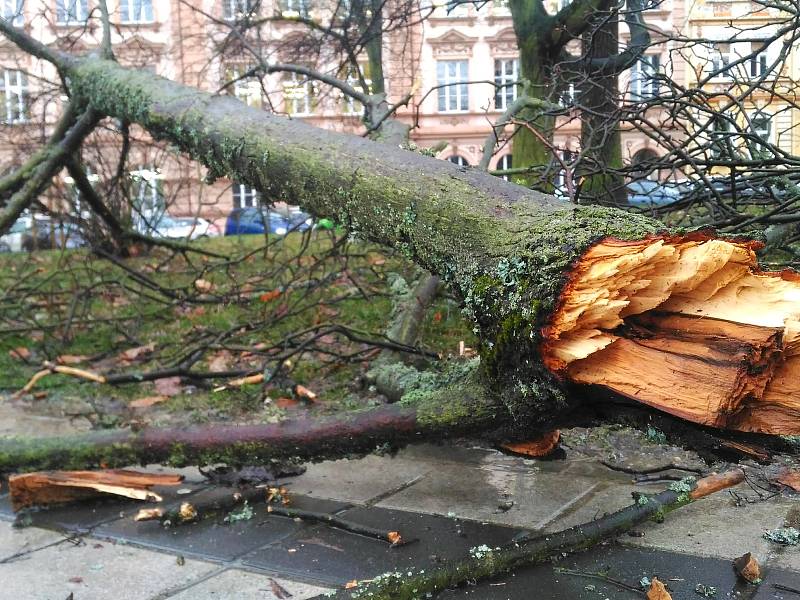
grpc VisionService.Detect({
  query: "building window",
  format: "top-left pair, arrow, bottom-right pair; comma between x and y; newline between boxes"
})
750,112 -> 772,147
492,0 -> 510,13
130,167 -> 165,224
282,72 -> 313,116
225,65 -> 262,107
280,0 -> 309,17
449,155 -> 469,167
437,60 -> 469,113
56,0 -> 89,24
710,116 -> 734,159
342,64 -> 371,116
497,154 -> 512,180
494,58 -> 518,110
1,0 -> 24,25
223,0 -> 255,20
750,42 -> 768,77
559,82 -> 577,107
232,181 -> 258,208
0,70 -> 28,124
710,43 -> 733,79
630,55 -> 660,100
120,0 -> 153,23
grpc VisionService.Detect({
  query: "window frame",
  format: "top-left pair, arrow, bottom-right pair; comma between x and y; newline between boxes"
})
282,71 -> 314,116
630,54 -> 660,100
120,0 -> 154,24
710,42 -> 733,80
223,0 -> 256,21
493,57 -> 518,111
1,0 -> 24,25
436,60 -> 470,113
56,0 -> 89,25
750,41 -> 768,78
232,181 -> 259,209
0,69 -> 29,124
496,154 -> 512,181
448,155 -> 470,167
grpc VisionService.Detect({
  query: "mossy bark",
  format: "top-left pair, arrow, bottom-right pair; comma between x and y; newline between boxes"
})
0,378 -> 504,473
60,57 -> 664,427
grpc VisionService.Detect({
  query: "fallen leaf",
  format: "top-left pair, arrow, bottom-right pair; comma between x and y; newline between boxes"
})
154,376 -> 183,397
317,305 -> 339,318
57,354 -> 91,365
118,343 -> 155,363
33,391 -> 48,400
647,578 -> 672,600
295,384 -> 317,401
9,347 -> 31,360
259,289 -> 282,303
433,311 -> 442,323
194,278 -> 214,293
733,552 -> 762,583
178,502 -> 198,522
208,351 -> 231,372
775,469 -> 800,492
129,395 -> 168,409
501,430 -> 561,457
345,580 -> 359,590
275,397 -> 300,409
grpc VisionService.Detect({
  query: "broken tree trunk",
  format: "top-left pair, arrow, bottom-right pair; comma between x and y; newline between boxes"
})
0,20 -> 797,472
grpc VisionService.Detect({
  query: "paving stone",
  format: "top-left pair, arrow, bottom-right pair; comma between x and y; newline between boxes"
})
437,543 -> 751,600
282,451 -> 432,504
624,487 -> 794,562
95,489 -> 348,562
754,565 -> 800,599
0,403 -> 93,438
0,522 -> 216,600
544,481 -> 642,532
241,503 -> 522,586
375,458 -> 600,528
166,568 -> 330,599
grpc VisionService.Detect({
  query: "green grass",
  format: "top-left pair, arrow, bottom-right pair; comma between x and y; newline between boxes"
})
0,233 -> 475,426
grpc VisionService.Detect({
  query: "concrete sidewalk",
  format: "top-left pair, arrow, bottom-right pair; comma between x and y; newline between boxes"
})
1,434 -> 799,599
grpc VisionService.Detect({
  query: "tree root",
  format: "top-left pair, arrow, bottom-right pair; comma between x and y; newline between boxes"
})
316,470 -> 744,600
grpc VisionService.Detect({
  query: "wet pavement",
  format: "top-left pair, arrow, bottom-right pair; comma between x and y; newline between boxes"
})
0,441 -> 798,598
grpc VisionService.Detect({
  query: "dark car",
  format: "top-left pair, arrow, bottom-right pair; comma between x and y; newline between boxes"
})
22,221 -> 88,251
627,180 -> 683,207
224,207 -> 290,236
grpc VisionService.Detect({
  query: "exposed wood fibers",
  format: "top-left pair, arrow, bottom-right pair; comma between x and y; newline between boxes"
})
544,235 -> 800,434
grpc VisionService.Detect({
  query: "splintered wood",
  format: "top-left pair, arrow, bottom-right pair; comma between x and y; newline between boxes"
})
8,469 -> 184,511
543,235 -> 800,434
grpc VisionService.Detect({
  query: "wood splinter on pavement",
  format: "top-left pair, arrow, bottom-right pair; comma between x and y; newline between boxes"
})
9,469 -> 184,511
500,430 -> 561,457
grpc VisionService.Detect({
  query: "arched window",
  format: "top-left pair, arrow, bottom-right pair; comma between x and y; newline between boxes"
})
497,154 -> 512,180
448,155 -> 470,167
631,148 -> 660,180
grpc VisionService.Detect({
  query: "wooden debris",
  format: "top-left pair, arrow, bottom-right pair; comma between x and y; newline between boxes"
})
294,384 -> 317,402
134,507 -> 165,521
9,469 -> 183,511
501,430 -> 561,457
733,552 -> 762,584
16,361 -> 106,397
647,578 -> 673,600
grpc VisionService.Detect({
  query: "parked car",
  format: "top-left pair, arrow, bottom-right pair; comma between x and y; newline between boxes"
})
22,221 -> 88,251
287,209 -> 314,232
0,216 -> 32,252
627,180 -> 683,207
144,214 -> 220,239
225,207 -> 290,236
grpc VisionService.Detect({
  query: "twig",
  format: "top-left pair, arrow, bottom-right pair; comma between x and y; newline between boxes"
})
553,567 -> 645,595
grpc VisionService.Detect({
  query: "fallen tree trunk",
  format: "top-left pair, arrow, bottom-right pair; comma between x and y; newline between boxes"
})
0,382 -> 503,473
0,21 -> 797,467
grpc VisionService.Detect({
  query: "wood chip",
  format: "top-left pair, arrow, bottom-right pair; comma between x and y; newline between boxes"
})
734,552 -> 762,583
647,578 -> 673,600
501,430 -> 561,457
134,507 -> 165,522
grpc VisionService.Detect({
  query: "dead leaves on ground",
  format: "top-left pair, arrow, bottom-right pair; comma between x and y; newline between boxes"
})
774,468 -> 800,492
129,395 -> 169,409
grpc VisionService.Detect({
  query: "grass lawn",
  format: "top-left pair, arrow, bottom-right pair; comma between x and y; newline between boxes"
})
0,232 -> 475,428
